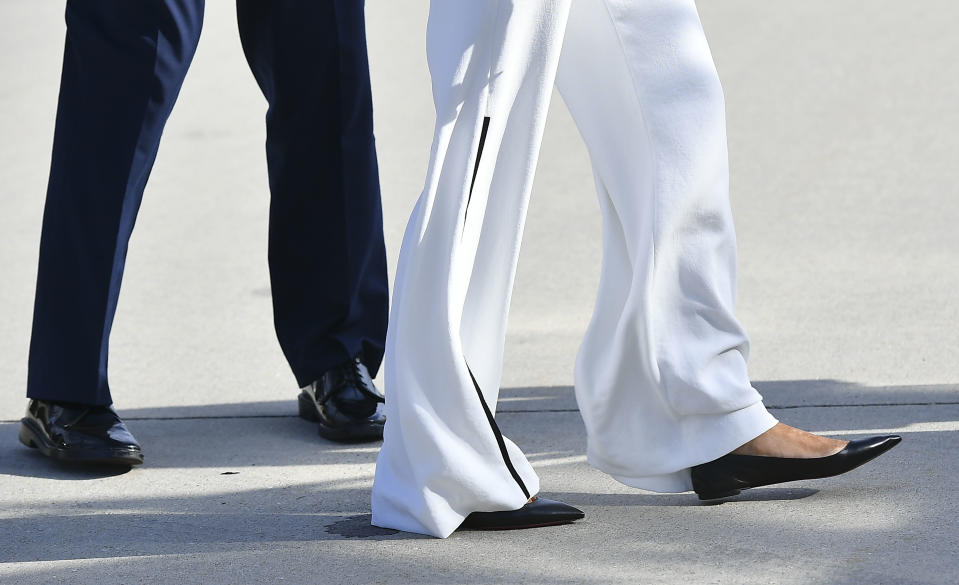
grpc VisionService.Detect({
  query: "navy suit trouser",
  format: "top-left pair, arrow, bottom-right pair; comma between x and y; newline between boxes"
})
27,0 -> 389,405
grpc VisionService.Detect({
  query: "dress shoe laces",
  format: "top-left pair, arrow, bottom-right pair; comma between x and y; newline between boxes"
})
326,357 -> 384,405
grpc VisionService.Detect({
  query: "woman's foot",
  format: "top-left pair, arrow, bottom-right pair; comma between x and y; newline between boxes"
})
691,431 -> 901,500
732,422 -> 847,458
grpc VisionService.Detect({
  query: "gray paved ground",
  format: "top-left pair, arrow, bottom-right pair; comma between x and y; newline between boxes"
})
1,1 -> 958,584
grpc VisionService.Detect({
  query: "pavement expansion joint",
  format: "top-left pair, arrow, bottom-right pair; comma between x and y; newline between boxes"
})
3,400 -> 958,424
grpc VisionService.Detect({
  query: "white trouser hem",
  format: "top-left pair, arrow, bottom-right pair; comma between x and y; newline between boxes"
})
372,477 -> 535,539
598,402 -> 779,492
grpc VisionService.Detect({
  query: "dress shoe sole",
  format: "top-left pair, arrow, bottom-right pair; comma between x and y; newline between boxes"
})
297,392 -> 384,443
18,418 -> 143,466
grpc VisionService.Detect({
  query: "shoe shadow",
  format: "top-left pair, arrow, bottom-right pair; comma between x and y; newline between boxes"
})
324,514 -> 429,540
4,447 -> 135,480
551,487 -> 819,508
697,487 -> 820,504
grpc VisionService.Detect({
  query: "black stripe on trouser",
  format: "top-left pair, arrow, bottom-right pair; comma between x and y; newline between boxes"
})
464,116 -> 491,223
466,363 -> 532,500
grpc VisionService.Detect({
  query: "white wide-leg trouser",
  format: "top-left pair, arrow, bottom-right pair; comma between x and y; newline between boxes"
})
372,0 -> 779,538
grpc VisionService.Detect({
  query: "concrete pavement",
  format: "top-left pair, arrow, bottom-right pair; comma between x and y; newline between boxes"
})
1,1 -> 957,583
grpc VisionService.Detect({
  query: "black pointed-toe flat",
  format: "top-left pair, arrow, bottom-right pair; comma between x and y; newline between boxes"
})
460,497 -> 585,531
691,435 -> 902,500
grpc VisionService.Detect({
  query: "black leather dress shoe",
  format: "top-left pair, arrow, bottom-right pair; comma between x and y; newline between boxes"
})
691,434 -> 902,500
460,497 -> 585,530
19,400 -> 143,466
299,355 -> 386,442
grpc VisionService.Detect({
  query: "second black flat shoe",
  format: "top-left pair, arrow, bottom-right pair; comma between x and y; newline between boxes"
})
299,355 -> 386,442
691,434 -> 902,500
460,497 -> 585,530
19,399 -> 143,466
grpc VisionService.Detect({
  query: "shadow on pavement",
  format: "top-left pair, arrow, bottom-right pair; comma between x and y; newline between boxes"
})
550,487 -> 819,508
0,455 -> 134,480
0,502 -> 426,563
0,379 -> 952,583
494,380 -> 959,412
2,380 -> 955,420
0,379 -> 956,479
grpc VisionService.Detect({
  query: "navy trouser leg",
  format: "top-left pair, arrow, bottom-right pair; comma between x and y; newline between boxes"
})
27,1 -> 205,405
236,0 -> 389,386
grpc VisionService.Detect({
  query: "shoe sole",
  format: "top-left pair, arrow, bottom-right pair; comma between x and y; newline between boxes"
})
297,392 -> 383,443
18,418 -> 143,466
696,489 -> 742,501
461,519 -> 580,531
460,498 -> 585,530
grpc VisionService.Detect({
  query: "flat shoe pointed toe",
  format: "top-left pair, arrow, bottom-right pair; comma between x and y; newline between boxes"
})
691,434 -> 902,500
460,497 -> 584,531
